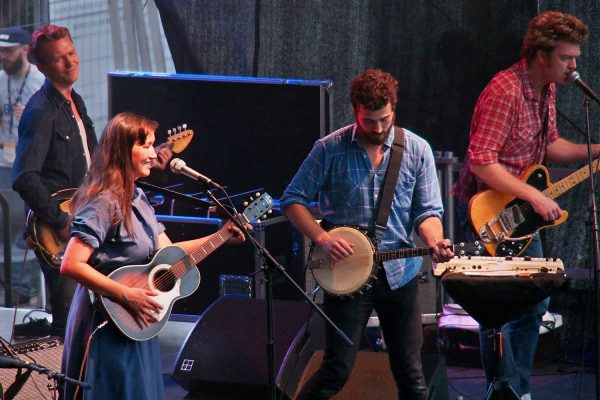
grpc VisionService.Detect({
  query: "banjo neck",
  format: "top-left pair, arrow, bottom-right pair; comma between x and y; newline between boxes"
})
374,246 -> 433,262
374,243 -> 467,263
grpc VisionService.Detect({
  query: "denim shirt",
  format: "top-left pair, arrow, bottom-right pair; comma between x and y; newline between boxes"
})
12,80 -> 97,230
71,187 -> 166,274
280,124 -> 444,289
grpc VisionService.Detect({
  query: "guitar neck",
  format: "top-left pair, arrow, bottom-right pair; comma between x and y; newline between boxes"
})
170,224 -> 233,279
544,158 -> 600,199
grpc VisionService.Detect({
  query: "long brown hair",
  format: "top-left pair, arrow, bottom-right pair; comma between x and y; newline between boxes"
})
70,112 -> 158,236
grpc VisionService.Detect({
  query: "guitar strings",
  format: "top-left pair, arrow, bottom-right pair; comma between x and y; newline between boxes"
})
147,229 -> 234,291
514,161 -> 596,222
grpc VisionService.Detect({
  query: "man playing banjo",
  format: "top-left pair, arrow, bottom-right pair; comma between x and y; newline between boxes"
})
280,68 -> 454,399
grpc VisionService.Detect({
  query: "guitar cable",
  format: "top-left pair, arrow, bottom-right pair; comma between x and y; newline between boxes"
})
73,318 -> 107,400
9,244 -> 45,345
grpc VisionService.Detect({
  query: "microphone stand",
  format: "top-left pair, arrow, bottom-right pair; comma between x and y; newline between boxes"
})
200,187 -> 353,400
581,96 -> 600,400
3,362 -> 91,400
136,180 -> 214,210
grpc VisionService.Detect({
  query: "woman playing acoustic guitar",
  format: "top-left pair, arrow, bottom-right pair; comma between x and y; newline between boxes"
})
59,112 -> 246,400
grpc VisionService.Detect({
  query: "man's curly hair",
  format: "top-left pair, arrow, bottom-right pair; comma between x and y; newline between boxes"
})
350,69 -> 398,111
521,11 -> 588,62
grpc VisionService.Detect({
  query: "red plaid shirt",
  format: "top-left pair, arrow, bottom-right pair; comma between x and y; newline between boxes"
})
453,59 -> 560,203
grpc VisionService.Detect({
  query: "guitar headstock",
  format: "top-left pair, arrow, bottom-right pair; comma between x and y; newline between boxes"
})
241,192 -> 274,223
453,241 -> 484,257
166,124 -> 194,154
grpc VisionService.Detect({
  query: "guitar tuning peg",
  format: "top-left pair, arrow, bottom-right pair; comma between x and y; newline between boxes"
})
267,210 -> 273,214
242,201 -> 248,207
182,123 -> 187,130
177,125 -> 182,132
261,215 -> 267,219
167,129 -> 172,136
255,192 -> 260,197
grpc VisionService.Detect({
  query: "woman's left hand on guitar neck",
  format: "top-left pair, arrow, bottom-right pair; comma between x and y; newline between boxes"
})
225,221 -> 250,245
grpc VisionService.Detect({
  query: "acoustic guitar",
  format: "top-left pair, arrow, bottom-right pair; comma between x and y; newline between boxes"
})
26,126 -> 194,268
469,158 -> 600,256
99,192 -> 273,341
307,226 -> 483,296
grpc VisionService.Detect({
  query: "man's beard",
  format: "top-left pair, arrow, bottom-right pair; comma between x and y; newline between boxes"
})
3,55 -> 23,75
362,126 -> 391,146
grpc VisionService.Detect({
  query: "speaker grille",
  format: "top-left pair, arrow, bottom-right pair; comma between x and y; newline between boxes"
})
0,337 -> 64,400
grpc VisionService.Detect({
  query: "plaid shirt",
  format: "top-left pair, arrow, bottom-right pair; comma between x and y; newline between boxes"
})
280,124 -> 443,290
453,59 -> 560,203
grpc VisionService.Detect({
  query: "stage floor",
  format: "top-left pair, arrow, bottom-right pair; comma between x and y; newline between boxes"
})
0,305 -> 595,400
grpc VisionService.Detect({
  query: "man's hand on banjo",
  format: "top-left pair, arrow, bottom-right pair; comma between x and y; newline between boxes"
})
430,238 -> 454,264
315,230 -> 354,262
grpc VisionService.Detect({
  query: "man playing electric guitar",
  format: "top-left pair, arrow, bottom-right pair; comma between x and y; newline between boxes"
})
453,11 -> 599,400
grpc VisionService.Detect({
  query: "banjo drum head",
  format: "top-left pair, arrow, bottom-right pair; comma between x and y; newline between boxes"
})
311,227 -> 376,295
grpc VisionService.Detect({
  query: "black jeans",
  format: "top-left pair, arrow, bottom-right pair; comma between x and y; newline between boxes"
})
40,262 -> 77,339
297,271 -> 427,400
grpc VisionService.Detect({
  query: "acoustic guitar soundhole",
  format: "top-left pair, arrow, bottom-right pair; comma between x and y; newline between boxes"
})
153,269 -> 177,292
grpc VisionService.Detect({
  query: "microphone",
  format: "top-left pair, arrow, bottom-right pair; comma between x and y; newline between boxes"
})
0,355 -> 28,368
169,158 -> 223,189
568,71 -> 600,104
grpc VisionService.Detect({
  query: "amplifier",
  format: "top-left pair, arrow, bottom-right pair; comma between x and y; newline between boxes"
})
0,337 -> 63,400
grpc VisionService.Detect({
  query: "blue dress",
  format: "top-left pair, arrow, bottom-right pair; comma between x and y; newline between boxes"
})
62,187 -> 165,400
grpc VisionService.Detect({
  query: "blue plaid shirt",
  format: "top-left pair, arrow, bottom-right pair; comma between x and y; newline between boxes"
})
280,124 -> 444,289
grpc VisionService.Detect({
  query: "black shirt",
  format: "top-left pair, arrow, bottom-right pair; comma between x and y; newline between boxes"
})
12,79 -> 97,230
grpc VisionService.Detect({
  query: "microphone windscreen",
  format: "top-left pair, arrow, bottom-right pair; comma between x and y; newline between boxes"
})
169,158 -> 185,173
567,70 -> 580,83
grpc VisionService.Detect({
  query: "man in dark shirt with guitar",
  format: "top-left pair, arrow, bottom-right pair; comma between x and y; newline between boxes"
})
453,11 -> 599,400
12,25 -> 171,338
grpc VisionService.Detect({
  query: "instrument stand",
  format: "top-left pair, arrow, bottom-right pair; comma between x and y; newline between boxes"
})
201,189 -> 353,400
439,273 -> 566,400
484,329 -> 520,400
580,96 -> 600,400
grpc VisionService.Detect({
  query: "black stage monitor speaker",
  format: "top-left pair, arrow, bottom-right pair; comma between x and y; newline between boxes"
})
0,337 -> 63,400
172,296 -> 325,399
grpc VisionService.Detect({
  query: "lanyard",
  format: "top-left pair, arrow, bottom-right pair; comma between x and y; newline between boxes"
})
7,64 -> 31,135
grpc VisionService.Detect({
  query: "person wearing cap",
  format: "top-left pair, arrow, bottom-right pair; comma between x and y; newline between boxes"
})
0,26 -> 44,307
0,26 -> 44,166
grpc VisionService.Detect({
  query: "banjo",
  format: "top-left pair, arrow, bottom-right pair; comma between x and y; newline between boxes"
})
307,226 -> 483,296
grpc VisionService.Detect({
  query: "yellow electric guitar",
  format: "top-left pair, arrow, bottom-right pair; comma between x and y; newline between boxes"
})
469,158 -> 600,256
26,126 -> 194,269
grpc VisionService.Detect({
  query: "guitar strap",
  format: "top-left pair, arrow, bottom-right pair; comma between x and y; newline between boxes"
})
532,103 -> 550,166
374,126 -> 405,243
